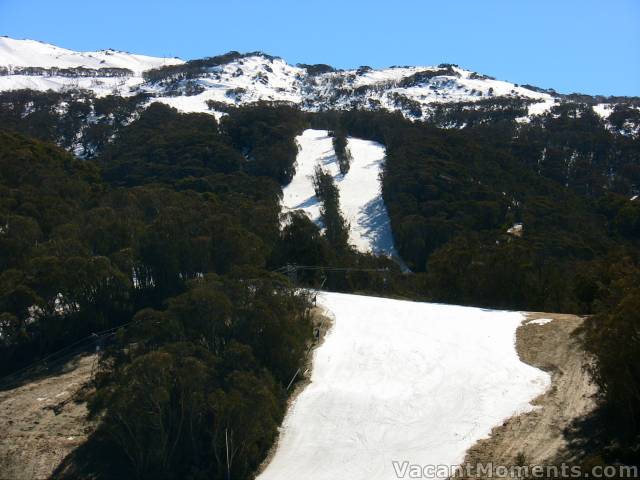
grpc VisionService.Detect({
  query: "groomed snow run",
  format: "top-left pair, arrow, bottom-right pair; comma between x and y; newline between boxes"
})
259,292 -> 549,480
282,129 -> 402,262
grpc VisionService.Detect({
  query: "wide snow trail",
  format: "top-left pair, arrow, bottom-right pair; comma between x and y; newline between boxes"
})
259,292 -> 549,480
282,129 -> 401,261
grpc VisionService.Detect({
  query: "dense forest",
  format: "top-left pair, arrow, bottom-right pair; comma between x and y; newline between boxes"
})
0,89 -> 639,475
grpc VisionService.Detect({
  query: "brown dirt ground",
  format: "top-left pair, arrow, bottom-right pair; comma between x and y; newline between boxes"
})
0,355 -> 98,480
455,312 -> 597,478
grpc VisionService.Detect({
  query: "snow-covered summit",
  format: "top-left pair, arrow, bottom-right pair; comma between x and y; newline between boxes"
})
0,37 -> 185,97
0,37 -> 183,73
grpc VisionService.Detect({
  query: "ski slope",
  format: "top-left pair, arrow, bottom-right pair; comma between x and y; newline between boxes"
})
282,129 -> 402,262
259,292 -> 549,480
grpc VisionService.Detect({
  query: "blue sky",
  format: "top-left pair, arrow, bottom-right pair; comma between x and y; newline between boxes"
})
1,0 -> 638,95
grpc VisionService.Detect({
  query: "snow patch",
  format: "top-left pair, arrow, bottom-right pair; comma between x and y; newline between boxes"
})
506,222 -> 524,237
527,97 -> 556,117
527,318 -> 553,326
593,103 -> 613,120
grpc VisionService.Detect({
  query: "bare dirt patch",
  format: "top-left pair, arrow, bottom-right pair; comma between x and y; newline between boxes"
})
456,312 -> 597,478
0,355 -> 98,480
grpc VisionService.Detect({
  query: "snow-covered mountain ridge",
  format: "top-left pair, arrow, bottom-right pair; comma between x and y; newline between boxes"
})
3,36 -> 634,124
0,37 -> 184,97
0,37 -> 183,72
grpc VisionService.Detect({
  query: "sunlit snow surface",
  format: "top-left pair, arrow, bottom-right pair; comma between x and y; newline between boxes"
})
0,37 -> 183,97
0,37 -> 183,71
0,38 -> 558,118
526,318 -> 553,326
259,292 -> 550,480
282,129 -> 403,264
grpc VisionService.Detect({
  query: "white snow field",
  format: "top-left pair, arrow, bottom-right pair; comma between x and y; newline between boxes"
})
0,37 -> 183,96
0,37 -> 183,71
259,292 -> 549,480
282,129 -> 402,262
